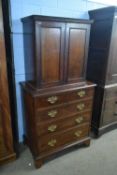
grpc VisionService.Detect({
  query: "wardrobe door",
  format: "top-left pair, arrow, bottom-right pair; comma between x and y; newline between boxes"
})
0,0 -> 16,165
35,21 -> 65,87
106,16 -> 117,84
65,23 -> 90,83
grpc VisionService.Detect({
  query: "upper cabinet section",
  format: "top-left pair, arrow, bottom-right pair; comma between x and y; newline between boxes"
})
22,16 -> 91,88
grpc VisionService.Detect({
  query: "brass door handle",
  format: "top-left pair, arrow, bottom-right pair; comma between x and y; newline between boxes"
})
48,110 -> 58,118
74,131 -> 82,137
75,117 -> 84,124
47,96 -> 58,104
48,139 -> 57,147
77,90 -> 86,97
48,125 -> 57,132
77,104 -> 85,111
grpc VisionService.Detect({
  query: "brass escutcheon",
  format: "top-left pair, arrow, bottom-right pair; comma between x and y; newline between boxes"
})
77,90 -> 86,97
77,104 -> 85,111
48,139 -> 57,147
74,131 -> 82,137
48,110 -> 58,118
75,117 -> 84,124
48,125 -> 57,132
47,96 -> 58,104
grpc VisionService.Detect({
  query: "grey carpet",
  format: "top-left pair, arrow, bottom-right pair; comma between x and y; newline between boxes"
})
1,130 -> 117,175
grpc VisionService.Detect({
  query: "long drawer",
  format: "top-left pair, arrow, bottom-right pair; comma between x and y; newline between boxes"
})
38,124 -> 89,153
36,99 -> 93,123
35,88 -> 94,109
37,111 -> 91,136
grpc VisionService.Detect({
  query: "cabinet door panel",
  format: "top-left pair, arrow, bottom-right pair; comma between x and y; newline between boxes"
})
107,17 -> 117,84
65,23 -> 90,83
102,88 -> 117,125
35,22 -> 65,87
102,99 -> 117,125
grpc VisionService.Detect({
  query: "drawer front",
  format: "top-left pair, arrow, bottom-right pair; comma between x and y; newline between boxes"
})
35,88 -> 94,109
38,124 -> 89,153
36,99 -> 93,123
37,111 -> 91,136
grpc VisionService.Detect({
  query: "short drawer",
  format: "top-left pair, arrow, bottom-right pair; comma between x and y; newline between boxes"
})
35,88 -> 94,109
36,99 -> 93,123
38,124 -> 89,153
37,111 -> 91,136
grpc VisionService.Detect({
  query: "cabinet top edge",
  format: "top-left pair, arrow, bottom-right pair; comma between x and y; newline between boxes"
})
21,81 -> 96,97
21,15 -> 93,24
89,6 -> 117,15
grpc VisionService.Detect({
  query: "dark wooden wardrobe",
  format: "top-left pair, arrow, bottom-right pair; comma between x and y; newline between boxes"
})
87,6 -> 117,136
21,15 -> 96,168
0,0 -> 17,165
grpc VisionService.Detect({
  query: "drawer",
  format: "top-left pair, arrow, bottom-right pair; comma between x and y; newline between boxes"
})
38,124 -> 89,153
36,99 -> 93,123
35,88 -> 94,109
37,111 -> 91,136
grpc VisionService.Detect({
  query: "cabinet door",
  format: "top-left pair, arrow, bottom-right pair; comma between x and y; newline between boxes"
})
35,21 -> 65,87
106,17 -> 117,84
65,23 -> 90,83
102,87 -> 117,125
0,0 -> 15,165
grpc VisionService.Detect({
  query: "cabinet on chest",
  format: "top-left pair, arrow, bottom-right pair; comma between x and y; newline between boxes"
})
21,15 -> 95,168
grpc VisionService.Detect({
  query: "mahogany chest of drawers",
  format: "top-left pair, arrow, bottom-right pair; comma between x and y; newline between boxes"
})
22,82 -> 95,168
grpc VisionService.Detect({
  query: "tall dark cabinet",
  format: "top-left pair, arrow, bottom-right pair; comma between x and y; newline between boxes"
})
87,6 -> 117,136
21,16 -> 96,168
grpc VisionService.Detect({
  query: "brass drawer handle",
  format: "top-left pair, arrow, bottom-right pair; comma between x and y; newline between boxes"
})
48,139 -> 57,147
48,125 -> 57,132
47,96 -> 58,104
77,104 -> 85,111
48,110 -> 58,118
75,117 -> 84,124
74,131 -> 82,137
77,90 -> 86,98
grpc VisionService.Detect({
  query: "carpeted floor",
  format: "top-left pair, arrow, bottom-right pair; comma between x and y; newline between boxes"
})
1,130 -> 117,175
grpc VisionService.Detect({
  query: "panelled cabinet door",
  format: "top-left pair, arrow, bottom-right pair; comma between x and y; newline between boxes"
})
35,21 -> 65,87
102,99 -> 117,125
65,23 -> 90,83
102,88 -> 117,125
107,17 -> 117,84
